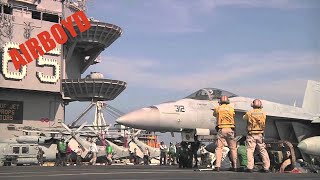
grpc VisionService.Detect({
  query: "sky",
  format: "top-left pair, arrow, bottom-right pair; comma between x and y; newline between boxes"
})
66,0 -> 320,143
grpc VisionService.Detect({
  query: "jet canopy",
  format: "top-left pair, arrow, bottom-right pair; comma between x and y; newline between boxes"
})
184,88 -> 238,100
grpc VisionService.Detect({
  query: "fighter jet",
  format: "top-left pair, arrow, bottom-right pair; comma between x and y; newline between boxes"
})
116,80 -> 320,162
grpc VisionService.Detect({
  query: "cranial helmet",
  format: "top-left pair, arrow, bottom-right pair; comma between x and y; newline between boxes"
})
219,95 -> 230,104
251,99 -> 263,109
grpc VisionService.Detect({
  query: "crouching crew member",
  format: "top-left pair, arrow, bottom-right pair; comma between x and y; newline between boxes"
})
237,137 -> 248,172
280,151 -> 297,173
213,95 -> 237,172
243,99 -> 270,173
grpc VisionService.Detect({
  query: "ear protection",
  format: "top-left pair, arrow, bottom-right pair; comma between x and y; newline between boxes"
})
251,99 -> 263,108
219,95 -> 230,104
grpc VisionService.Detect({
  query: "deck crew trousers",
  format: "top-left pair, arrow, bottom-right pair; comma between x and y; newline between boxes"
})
90,152 -> 97,165
246,134 -> 270,170
215,128 -> 237,168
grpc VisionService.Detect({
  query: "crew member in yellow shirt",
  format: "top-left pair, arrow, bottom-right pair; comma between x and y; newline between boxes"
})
213,95 -> 237,172
243,99 -> 270,173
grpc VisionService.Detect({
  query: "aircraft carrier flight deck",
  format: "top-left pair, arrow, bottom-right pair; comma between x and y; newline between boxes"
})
0,0 -> 319,179
0,165 -> 319,180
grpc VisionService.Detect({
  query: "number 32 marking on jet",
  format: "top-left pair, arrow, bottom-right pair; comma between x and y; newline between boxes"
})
175,105 -> 185,112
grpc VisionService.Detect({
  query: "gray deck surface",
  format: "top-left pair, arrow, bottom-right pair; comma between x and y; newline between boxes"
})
0,165 -> 319,180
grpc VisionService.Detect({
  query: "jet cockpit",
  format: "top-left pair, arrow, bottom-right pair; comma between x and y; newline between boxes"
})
184,88 -> 238,101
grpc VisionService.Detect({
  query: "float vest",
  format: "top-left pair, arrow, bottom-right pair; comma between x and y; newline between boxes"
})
169,145 -> 176,153
215,104 -> 235,129
58,141 -> 67,153
246,109 -> 266,134
237,145 -> 247,166
107,146 -> 113,154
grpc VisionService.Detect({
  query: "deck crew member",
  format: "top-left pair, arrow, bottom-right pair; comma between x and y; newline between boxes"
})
133,148 -> 139,165
213,95 -> 237,171
143,147 -> 150,165
177,142 -> 188,168
66,145 -> 73,165
280,151 -> 297,173
106,144 -> 113,165
89,138 -> 98,165
159,141 -> 167,165
237,137 -> 248,172
75,145 -> 83,166
243,99 -> 270,173
168,142 -> 177,165
57,137 -> 67,166
37,147 -> 45,166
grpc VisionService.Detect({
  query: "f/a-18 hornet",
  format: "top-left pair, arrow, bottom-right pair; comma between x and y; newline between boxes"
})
116,80 -> 320,164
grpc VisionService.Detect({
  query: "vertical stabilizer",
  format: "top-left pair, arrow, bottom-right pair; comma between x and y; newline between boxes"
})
302,80 -> 320,114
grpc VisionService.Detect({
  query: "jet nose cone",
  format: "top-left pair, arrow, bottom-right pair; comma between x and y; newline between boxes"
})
116,107 -> 160,130
116,114 -> 132,125
298,141 -> 307,152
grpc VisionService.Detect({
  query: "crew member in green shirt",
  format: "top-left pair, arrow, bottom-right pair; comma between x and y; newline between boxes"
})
237,137 -> 247,172
57,138 -> 67,166
106,144 -> 113,165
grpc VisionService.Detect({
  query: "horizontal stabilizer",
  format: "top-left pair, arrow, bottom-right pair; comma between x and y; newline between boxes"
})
311,117 -> 320,123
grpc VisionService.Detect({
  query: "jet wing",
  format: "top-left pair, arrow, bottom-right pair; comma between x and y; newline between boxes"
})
235,108 -> 320,123
231,97 -> 320,123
